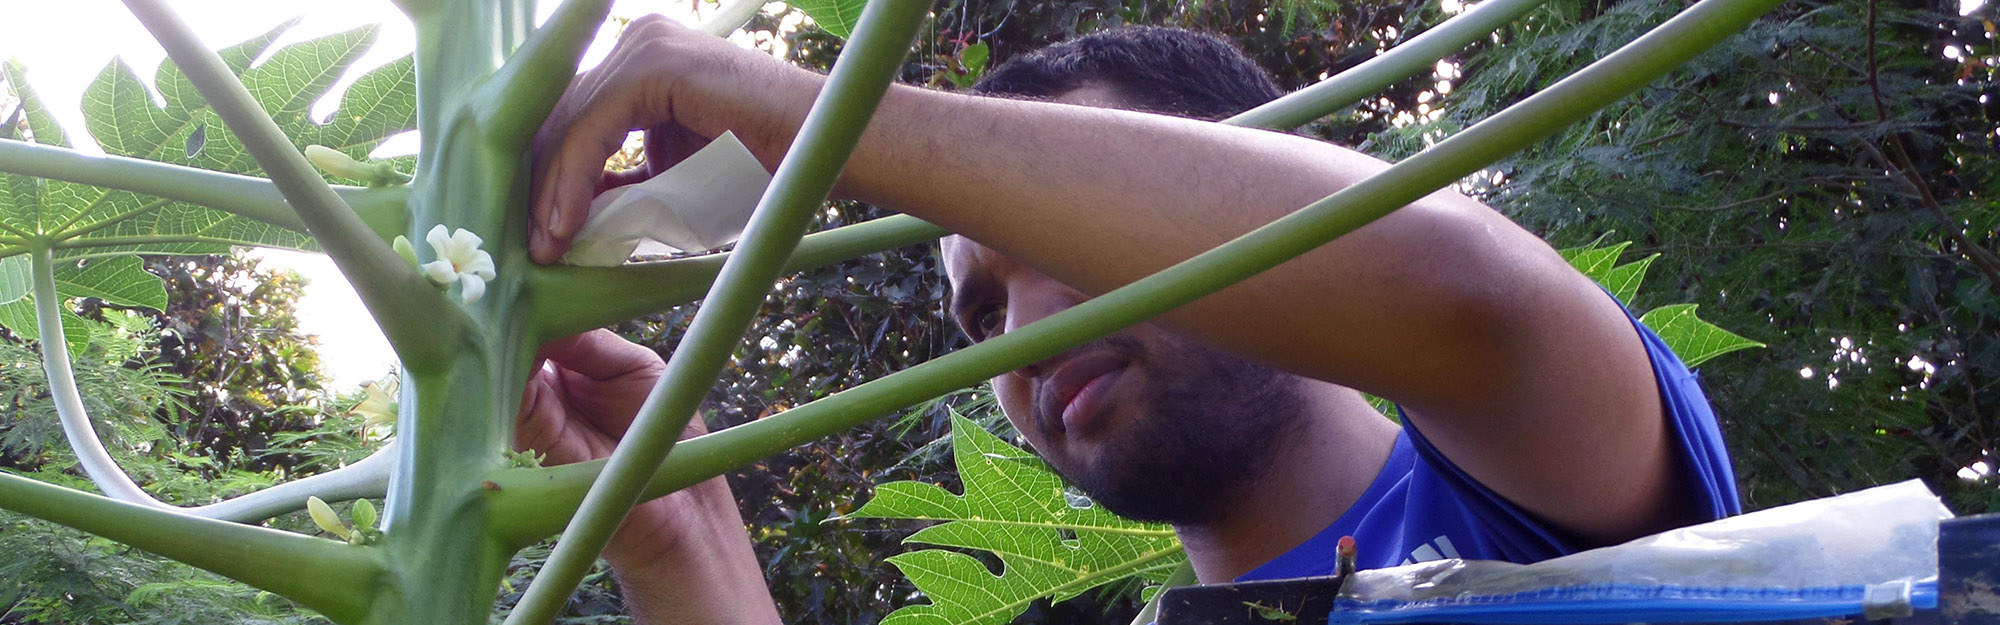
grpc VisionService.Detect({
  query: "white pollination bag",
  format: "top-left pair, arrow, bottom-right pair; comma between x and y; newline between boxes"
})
561,131 -> 772,266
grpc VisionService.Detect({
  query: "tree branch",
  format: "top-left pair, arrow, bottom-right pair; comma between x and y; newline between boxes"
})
476,0 -> 615,153
122,0 -> 460,373
1226,0 -> 1547,129
31,245 -> 157,505
0,139 -> 410,243
527,213 -> 947,341
31,241 -> 397,524
1860,0 -> 2000,292
0,469 -> 384,623
186,443 -> 397,522
697,0 -> 768,35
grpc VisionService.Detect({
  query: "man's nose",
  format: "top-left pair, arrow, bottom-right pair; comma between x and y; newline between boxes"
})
1008,287 -> 1081,380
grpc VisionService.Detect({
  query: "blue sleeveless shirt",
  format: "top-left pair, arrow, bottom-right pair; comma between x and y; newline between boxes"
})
1239,301 -> 1741,579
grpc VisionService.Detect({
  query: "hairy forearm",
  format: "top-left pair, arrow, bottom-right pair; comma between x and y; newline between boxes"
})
612,550 -> 781,625
823,85 -> 1567,411
602,481 -> 781,625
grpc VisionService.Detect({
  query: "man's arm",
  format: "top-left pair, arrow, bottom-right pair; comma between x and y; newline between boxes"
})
516,331 -> 782,624
532,16 -> 1683,547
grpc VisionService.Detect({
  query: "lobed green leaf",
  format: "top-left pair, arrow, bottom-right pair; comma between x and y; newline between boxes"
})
0,20 -> 415,259
851,413 -> 1184,625
1639,303 -> 1765,368
1563,241 -> 1761,367
1560,240 -> 1656,305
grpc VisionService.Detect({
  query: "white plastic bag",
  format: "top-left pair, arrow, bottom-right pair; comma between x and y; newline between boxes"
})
561,131 -> 772,266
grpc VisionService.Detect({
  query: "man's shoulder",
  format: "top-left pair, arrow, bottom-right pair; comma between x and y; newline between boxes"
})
1242,317 -> 1747,582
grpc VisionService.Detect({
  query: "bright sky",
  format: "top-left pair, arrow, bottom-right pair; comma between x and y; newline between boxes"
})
0,0 -> 723,390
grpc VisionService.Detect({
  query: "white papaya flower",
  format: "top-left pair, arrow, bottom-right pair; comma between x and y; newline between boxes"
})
420,224 -> 496,304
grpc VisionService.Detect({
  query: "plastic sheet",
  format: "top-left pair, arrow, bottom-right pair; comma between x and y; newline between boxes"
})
562,131 -> 772,266
1332,480 -> 1952,624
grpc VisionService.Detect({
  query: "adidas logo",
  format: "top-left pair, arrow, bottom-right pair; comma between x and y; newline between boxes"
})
1399,534 -> 1462,565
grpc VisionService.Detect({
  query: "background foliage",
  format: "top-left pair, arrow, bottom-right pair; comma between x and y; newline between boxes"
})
0,252 -> 356,624
1358,0 -> 2000,515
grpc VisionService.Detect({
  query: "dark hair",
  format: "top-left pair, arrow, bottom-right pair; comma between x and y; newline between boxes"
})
969,26 -> 1284,121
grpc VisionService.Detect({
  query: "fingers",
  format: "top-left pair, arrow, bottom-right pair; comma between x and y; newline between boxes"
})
530,22 -> 667,263
514,363 -> 566,452
516,361 -> 612,464
536,329 -> 664,383
528,14 -> 802,264
518,329 -> 722,468
531,90 -> 643,262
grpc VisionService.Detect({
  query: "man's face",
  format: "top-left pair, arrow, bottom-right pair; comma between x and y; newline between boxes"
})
941,236 -> 1305,524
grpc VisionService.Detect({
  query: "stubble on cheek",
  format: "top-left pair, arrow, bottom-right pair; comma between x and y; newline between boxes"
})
1041,338 -> 1308,525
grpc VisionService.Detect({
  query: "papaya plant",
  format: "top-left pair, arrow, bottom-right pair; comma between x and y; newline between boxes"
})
0,0 -> 1788,622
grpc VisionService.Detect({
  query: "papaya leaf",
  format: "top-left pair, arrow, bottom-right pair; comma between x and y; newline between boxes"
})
1597,253 -> 1656,305
0,254 -> 164,351
50,256 -> 167,310
850,413 -> 1185,625
0,298 -> 92,352
1560,240 -> 1656,304
1563,241 -> 1761,367
0,255 -> 30,304
793,0 -> 869,39
1639,303 -> 1764,368
0,20 -> 415,259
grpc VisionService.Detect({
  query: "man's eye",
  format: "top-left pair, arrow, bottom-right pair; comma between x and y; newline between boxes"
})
974,306 -> 1007,341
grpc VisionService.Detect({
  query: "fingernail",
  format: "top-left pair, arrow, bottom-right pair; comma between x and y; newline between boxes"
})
530,228 -> 551,260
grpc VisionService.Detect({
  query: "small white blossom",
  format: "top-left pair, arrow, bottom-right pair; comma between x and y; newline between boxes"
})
420,225 -> 496,304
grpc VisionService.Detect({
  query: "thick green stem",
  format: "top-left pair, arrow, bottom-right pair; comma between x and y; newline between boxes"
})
527,214 -> 948,340
0,470 -> 384,623
1226,0 -> 1547,129
697,0 -> 767,35
370,359 -> 518,625
0,139 -> 410,242
490,0 -> 1785,544
411,6 -> 514,176
122,0 -> 458,372
503,3 -> 928,623
476,0 -> 615,153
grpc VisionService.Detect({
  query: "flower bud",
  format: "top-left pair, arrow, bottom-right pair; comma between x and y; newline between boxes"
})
306,496 -> 352,541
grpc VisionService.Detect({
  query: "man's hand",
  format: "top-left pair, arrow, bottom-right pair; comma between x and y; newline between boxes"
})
517,330 -> 664,469
528,15 -> 817,264
515,330 -> 780,624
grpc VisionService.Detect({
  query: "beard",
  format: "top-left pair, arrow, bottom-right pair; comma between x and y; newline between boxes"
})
1039,334 -> 1309,525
